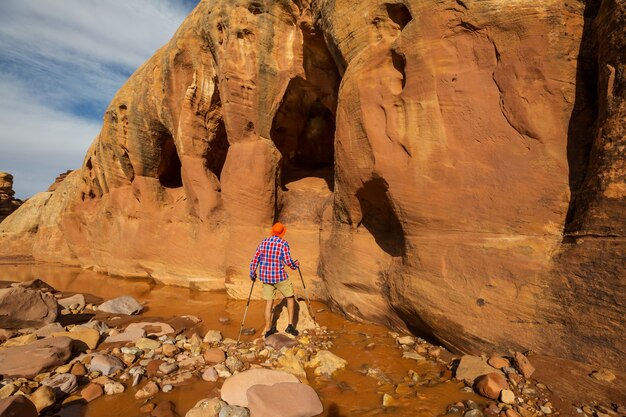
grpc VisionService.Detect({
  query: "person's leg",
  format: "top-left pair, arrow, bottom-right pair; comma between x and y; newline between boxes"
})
264,298 -> 274,333
287,295 -> 295,325
262,283 -> 278,337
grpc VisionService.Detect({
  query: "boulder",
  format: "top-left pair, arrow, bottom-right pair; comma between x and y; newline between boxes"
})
0,336 -> 74,378
88,353 -> 125,376
513,352 -> 535,379
221,369 -> 299,407
455,355 -> 501,384
0,395 -> 38,417
97,296 -> 143,315
265,334 -> 298,350
0,287 -> 58,328
276,300 -> 318,332
41,373 -> 78,397
473,372 -> 509,400
247,382 -> 323,417
307,350 -> 347,377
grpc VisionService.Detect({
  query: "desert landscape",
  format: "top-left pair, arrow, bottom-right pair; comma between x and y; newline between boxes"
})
0,0 -> 624,416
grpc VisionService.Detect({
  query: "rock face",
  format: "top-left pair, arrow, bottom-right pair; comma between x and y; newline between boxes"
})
0,172 -> 22,223
0,0 -> 624,370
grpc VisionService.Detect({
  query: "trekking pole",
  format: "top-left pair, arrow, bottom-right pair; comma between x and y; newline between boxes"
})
237,279 -> 255,345
297,267 -> 316,322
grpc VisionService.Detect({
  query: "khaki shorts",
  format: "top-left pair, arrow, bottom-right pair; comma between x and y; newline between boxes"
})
262,279 -> 294,300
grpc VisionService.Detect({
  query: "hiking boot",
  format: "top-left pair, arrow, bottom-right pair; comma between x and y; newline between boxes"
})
264,326 -> 277,338
285,324 -> 299,337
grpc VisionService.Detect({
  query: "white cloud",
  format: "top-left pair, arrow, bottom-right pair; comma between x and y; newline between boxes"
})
0,0 -> 197,199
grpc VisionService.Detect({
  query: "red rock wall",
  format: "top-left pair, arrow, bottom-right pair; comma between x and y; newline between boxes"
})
1,0 -> 623,369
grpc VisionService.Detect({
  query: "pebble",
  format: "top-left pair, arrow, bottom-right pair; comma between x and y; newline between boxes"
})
382,393 -> 395,407
104,382 -> 125,395
589,369 -> 616,382
134,381 -> 159,400
241,328 -> 256,336
500,389 -> 515,404
159,362 -> 179,375
540,406 -> 552,414
203,330 -> 223,344
402,351 -> 425,361
162,384 -> 173,393
464,409 -> 484,417
139,403 -> 156,413
218,316 -> 230,324
202,367 -> 219,382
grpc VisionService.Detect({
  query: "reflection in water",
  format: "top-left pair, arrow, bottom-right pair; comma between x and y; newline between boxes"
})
0,261 -> 484,417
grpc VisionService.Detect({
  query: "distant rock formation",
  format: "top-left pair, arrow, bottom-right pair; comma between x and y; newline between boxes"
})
0,0 -> 624,370
47,170 -> 73,192
0,173 -> 22,223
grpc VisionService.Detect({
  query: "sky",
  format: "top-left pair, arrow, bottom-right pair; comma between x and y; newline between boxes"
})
0,0 -> 200,199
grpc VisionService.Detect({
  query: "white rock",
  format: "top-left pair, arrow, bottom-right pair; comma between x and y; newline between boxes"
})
203,330 -> 223,344
104,382 -> 125,395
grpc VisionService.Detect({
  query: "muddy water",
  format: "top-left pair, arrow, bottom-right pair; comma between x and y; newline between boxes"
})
0,262 -> 485,417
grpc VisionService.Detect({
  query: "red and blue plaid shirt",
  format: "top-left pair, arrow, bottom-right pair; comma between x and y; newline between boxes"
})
250,235 -> 299,283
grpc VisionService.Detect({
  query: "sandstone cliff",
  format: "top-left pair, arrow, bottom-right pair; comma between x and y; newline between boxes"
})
1,0 -> 624,370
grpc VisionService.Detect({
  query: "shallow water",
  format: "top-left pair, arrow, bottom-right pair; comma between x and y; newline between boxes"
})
0,261 -> 485,417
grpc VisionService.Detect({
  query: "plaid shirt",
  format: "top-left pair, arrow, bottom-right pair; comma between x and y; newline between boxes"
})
250,235 -> 299,283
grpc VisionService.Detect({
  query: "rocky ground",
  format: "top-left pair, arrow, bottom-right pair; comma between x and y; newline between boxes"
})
0,279 -> 623,417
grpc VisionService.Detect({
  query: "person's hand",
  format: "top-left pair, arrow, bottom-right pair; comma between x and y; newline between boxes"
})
250,273 -> 257,281
295,259 -> 300,268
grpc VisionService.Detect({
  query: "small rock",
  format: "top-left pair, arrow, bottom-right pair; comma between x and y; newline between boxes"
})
134,381 -> 159,400
41,373 -> 78,397
202,367 -> 219,382
58,294 -> 86,310
0,395 -> 38,417
152,400 -> 178,417
203,330 -> 223,344
159,362 -> 179,375
0,383 -> 17,399
29,385 -> 55,413
80,383 -> 103,402
136,337 -> 161,351
474,372 -> 509,400
214,364 -> 232,378
505,409 -> 521,417
487,356 -> 510,369
307,350 -> 348,377
540,405 -> 552,414
513,352 -> 535,379
147,360 -> 167,378
218,317 -> 230,324
397,335 -> 415,346
162,371 -> 194,386
162,384 -> 174,393
178,356 -> 205,369
464,410 -> 484,417
71,362 -> 87,376
402,351 -> 426,361
125,322 -> 174,337
140,403 -> 156,413
589,369 -> 616,382
162,343 -> 179,357
186,398 -> 224,417
500,389 -> 515,404
382,393 -> 395,407
97,295 -> 143,315
241,328 -> 256,336
204,348 -> 226,364
34,323 -> 65,338
3,333 -> 37,347
225,356 -> 244,373
104,382 -> 125,395
89,353 -> 124,376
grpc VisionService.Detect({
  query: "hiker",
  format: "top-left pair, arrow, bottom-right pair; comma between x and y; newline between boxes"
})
250,222 -> 300,338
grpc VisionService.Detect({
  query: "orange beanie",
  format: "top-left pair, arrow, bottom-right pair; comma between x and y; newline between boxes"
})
271,222 -> 286,237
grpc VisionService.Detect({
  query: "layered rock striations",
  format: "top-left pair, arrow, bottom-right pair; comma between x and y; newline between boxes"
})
1,0 -> 624,369
0,173 -> 22,223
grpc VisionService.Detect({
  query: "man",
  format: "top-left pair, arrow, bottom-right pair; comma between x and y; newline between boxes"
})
250,222 -> 300,337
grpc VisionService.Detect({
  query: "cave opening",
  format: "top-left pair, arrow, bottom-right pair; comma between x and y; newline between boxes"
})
270,77 -> 336,191
157,131 -> 183,189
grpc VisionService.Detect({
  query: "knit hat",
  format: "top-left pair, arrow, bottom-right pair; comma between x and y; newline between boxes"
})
271,222 -> 286,237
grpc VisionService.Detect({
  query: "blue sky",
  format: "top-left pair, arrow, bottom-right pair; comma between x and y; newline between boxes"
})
0,0 -> 200,199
